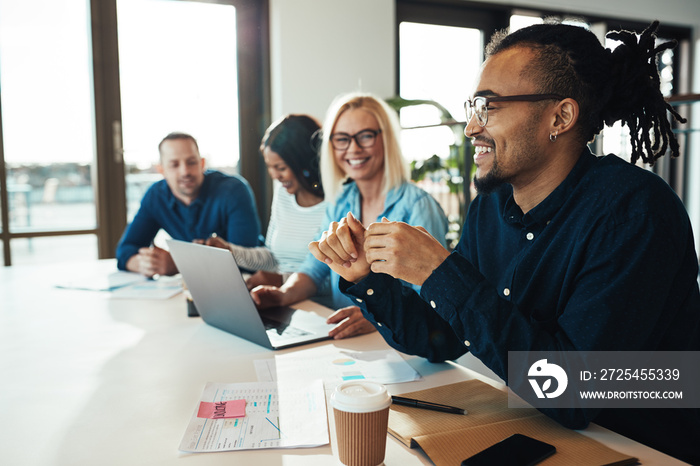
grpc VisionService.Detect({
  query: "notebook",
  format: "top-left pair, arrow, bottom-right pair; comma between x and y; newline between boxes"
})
166,239 -> 334,350
387,379 -> 637,466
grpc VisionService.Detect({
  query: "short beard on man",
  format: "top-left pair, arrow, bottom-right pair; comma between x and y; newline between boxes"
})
473,162 -> 507,194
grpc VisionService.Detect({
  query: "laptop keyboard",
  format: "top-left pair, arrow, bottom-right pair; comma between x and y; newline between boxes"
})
262,316 -> 311,338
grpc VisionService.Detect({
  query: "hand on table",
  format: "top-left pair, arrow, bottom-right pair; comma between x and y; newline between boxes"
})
245,271 -> 284,290
134,245 -> 178,277
250,285 -> 285,309
326,306 -> 377,339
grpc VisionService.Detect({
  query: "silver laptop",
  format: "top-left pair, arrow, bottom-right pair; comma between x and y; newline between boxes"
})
166,239 -> 334,350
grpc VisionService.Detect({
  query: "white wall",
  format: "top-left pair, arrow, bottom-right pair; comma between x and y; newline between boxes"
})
269,0 -> 700,246
269,0 -> 395,122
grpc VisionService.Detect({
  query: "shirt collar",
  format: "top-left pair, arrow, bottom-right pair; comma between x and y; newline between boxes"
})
165,171 -> 211,209
503,148 -> 596,227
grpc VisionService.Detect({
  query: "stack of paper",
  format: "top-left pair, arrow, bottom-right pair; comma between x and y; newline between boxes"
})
255,346 -> 421,388
179,380 -> 328,452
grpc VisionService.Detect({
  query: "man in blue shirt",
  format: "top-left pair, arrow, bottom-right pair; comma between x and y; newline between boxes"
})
310,22 -> 700,463
116,132 -> 261,277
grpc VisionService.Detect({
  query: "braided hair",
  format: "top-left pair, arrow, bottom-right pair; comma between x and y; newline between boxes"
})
486,20 -> 686,165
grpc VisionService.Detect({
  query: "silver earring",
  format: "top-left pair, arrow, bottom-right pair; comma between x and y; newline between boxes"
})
549,131 -> 558,142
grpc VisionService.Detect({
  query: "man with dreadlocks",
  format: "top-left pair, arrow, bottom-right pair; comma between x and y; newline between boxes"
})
309,21 -> 700,463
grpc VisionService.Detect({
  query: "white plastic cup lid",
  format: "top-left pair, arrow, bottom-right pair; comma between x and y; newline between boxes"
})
330,381 -> 392,413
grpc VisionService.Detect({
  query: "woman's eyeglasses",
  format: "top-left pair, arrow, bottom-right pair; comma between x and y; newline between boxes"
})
329,129 -> 382,151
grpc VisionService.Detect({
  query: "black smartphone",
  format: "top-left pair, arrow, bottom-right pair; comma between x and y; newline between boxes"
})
461,433 -> 556,466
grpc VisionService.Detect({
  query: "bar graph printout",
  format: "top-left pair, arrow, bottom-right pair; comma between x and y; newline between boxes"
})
179,380 -> 328,452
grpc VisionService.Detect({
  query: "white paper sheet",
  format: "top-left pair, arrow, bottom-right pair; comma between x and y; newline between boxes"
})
55,270 -> 147,291
273,346 -> 421,389
254,359 -> 276,382
179,380 -> 328,452
109,276 -> 183,299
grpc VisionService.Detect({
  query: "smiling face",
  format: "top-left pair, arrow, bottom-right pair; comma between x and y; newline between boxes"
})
263,146 -> 301,195
158,138 -> 206,205
465,47 -> 553,194
332,108 -> 385,186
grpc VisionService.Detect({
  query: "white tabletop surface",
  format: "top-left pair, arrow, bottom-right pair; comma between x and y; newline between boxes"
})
0,260 -> 688,465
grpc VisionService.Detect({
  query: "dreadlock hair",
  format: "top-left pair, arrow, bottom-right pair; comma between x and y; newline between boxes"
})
486,20 -> 686,166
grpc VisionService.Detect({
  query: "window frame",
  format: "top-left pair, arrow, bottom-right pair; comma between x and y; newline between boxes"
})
396,0 -> 692,202
0,0 -> 270,266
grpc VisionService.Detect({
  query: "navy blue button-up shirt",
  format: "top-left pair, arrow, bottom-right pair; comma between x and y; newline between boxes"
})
116,170 -> 262,270
342,149 -> 700,463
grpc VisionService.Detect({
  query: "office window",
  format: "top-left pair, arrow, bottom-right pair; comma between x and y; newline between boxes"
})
117,0 -> 240,222
11,235 -> 97,266
0,0 -> 98,265
398,21 -> 482,240
0,0 -> 268,266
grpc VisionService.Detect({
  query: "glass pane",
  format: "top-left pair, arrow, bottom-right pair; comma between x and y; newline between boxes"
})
399,22 -> 482,237
117,0 -> 239,222
399,22 -> 481,131
0,0 -> 97,233
10,235 -> 97,266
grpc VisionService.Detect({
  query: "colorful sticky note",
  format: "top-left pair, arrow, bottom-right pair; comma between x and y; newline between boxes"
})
197,399 -> 246,419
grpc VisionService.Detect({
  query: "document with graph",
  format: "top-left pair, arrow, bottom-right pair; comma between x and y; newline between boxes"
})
272,346 -> 421,388
178,380 -> 328,452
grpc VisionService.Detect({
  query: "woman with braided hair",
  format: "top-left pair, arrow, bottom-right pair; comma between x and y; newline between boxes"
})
310,21 -> 699,463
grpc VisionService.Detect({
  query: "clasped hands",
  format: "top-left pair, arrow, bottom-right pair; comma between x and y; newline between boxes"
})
309,212 -> 450,286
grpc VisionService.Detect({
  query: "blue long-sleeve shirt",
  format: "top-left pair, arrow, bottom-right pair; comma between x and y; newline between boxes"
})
298,180 -> 449,309
341,149 -> 700,463
116,170 -> 262,270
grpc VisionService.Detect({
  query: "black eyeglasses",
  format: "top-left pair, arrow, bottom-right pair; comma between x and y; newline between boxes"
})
329,129 -> 382,151
465,94 -> 566,127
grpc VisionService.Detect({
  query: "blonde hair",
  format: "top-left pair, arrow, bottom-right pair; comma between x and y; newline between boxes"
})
319,92 -> 409,201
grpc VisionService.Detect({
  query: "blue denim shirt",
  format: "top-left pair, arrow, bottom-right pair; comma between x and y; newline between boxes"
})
298,180 -> 449,309
341,149 -> 700,463
116,170 -> 262,270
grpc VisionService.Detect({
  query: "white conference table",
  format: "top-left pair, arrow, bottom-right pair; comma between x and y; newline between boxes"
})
0,259 -> 688,465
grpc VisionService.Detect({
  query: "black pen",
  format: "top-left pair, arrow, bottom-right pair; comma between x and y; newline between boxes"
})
391,396 -> 466,415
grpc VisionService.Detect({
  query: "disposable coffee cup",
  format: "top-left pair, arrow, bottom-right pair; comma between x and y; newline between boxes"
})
330,380 -> 392,466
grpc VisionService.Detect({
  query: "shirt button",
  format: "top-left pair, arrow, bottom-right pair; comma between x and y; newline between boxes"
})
430,300 -> 437,308
503,288 -> 511,296
355,298 -> 363,303
464,340 -> 471,347
377,322 -> 383,327
366,289 -> 374,296
526,232 -> 534,240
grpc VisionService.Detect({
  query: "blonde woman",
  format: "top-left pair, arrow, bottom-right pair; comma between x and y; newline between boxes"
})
252,92 -> 448,339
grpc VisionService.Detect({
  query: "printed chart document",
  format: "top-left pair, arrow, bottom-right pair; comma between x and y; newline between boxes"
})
55,270 -> 147,291
179,380 -> 328,452
268,346 -> 421,388
110,276 -> 183,299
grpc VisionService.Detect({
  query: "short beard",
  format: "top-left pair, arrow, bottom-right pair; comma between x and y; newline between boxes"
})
473,159 -> 508,194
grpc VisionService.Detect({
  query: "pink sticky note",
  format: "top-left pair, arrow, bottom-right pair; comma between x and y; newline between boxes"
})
197,399 -> 246,419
